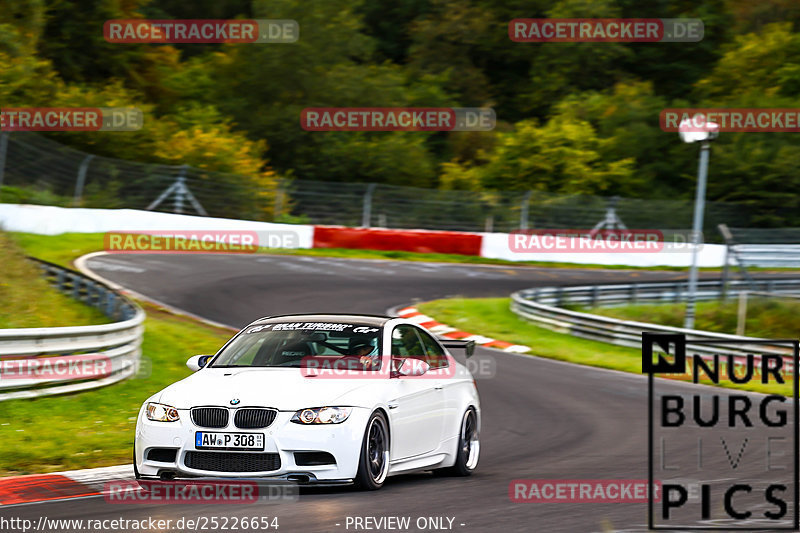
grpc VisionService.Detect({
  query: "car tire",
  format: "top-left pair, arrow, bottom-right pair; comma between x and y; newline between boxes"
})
354,411 -> 390,490
446,407 -> 479,476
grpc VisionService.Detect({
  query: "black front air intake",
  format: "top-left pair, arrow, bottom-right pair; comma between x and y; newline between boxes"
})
185,452 -> 281,472
147,448 -> 178,463
294,451 -> 336,466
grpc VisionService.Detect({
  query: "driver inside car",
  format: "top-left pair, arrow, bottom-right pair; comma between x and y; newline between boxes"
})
350,341 -> 380,369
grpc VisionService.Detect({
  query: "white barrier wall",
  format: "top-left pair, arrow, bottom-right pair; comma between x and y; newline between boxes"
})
0,204 -> 727,267
480,232 -> 727,267
0,204 -> 314,249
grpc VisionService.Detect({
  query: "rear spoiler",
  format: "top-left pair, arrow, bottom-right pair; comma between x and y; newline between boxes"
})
440,339 -> 476,358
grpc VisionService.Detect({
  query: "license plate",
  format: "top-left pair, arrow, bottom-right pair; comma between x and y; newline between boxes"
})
195,432 -> 264,450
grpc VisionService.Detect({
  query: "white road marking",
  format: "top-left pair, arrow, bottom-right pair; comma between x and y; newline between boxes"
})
88,260 -> 146,273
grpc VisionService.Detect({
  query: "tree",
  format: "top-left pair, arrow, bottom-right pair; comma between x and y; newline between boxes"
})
211,0 -> 448,184
461,117 -> 636,195
695,23 -> 800,101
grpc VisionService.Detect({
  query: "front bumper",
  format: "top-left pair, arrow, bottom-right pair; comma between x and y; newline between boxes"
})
135,405 -> 370,482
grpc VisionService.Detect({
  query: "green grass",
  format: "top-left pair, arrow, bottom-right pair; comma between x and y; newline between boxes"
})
0,232 -> 234,476
585,298 -> 800,339
416,297 -> 793,396
10,232 -> 106,269
418,297 -> 645,374
0,303 -> 234,476
0,232 -> 108,328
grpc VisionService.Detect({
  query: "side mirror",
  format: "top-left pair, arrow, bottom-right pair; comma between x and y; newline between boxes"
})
396,358 -> 430,377
441,339 -> 476,358
186,355 -> 212,372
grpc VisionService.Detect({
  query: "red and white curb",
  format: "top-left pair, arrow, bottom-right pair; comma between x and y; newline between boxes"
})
397,307 -> 531,354
0,465 -> 133,506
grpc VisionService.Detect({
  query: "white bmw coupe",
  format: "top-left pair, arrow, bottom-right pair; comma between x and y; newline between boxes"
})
134,314 -> 480,490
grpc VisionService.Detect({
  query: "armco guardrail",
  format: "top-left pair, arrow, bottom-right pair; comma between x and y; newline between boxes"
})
0,259 -> 144,401
731,244 -> 800,269
721,226 -> 800,269
510,278 -> 800,365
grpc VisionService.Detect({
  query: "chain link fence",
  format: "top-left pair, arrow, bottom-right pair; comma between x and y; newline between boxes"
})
0,132 -> 755,235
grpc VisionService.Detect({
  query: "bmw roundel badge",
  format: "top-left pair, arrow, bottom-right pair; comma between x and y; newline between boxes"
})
230,398 -> 240,405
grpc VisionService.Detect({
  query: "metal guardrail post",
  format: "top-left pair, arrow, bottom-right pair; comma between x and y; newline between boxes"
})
520,191 -> 532,230
105,290 -> 114,317
717,223 -> 756,289
362,183 -> 376,228
72,273 -> 81,300
273,178 -> 285,220
73,154 -> 95,207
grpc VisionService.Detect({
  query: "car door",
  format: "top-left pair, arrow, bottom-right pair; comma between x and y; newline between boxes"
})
415,327 -> 454,445
387,325 -> 446,460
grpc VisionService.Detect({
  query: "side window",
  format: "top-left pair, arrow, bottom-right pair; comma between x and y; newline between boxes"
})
416,328 -> 448,369
391,325 -> 425,358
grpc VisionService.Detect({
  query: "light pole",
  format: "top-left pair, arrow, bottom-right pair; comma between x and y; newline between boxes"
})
679,115 -> 719,329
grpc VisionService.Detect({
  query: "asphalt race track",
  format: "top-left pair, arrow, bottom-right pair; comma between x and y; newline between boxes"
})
3,254 -> 795,532
82,254 -> 705,327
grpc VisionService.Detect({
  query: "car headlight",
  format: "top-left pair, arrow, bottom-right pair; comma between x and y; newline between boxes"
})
291,407 -> 352,425
146,402 -> 180,422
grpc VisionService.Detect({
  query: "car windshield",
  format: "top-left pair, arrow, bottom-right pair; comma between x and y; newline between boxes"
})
209,322 -> 384,370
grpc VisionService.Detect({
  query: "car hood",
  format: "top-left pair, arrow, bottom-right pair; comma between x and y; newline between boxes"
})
156,367 -> 383,410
